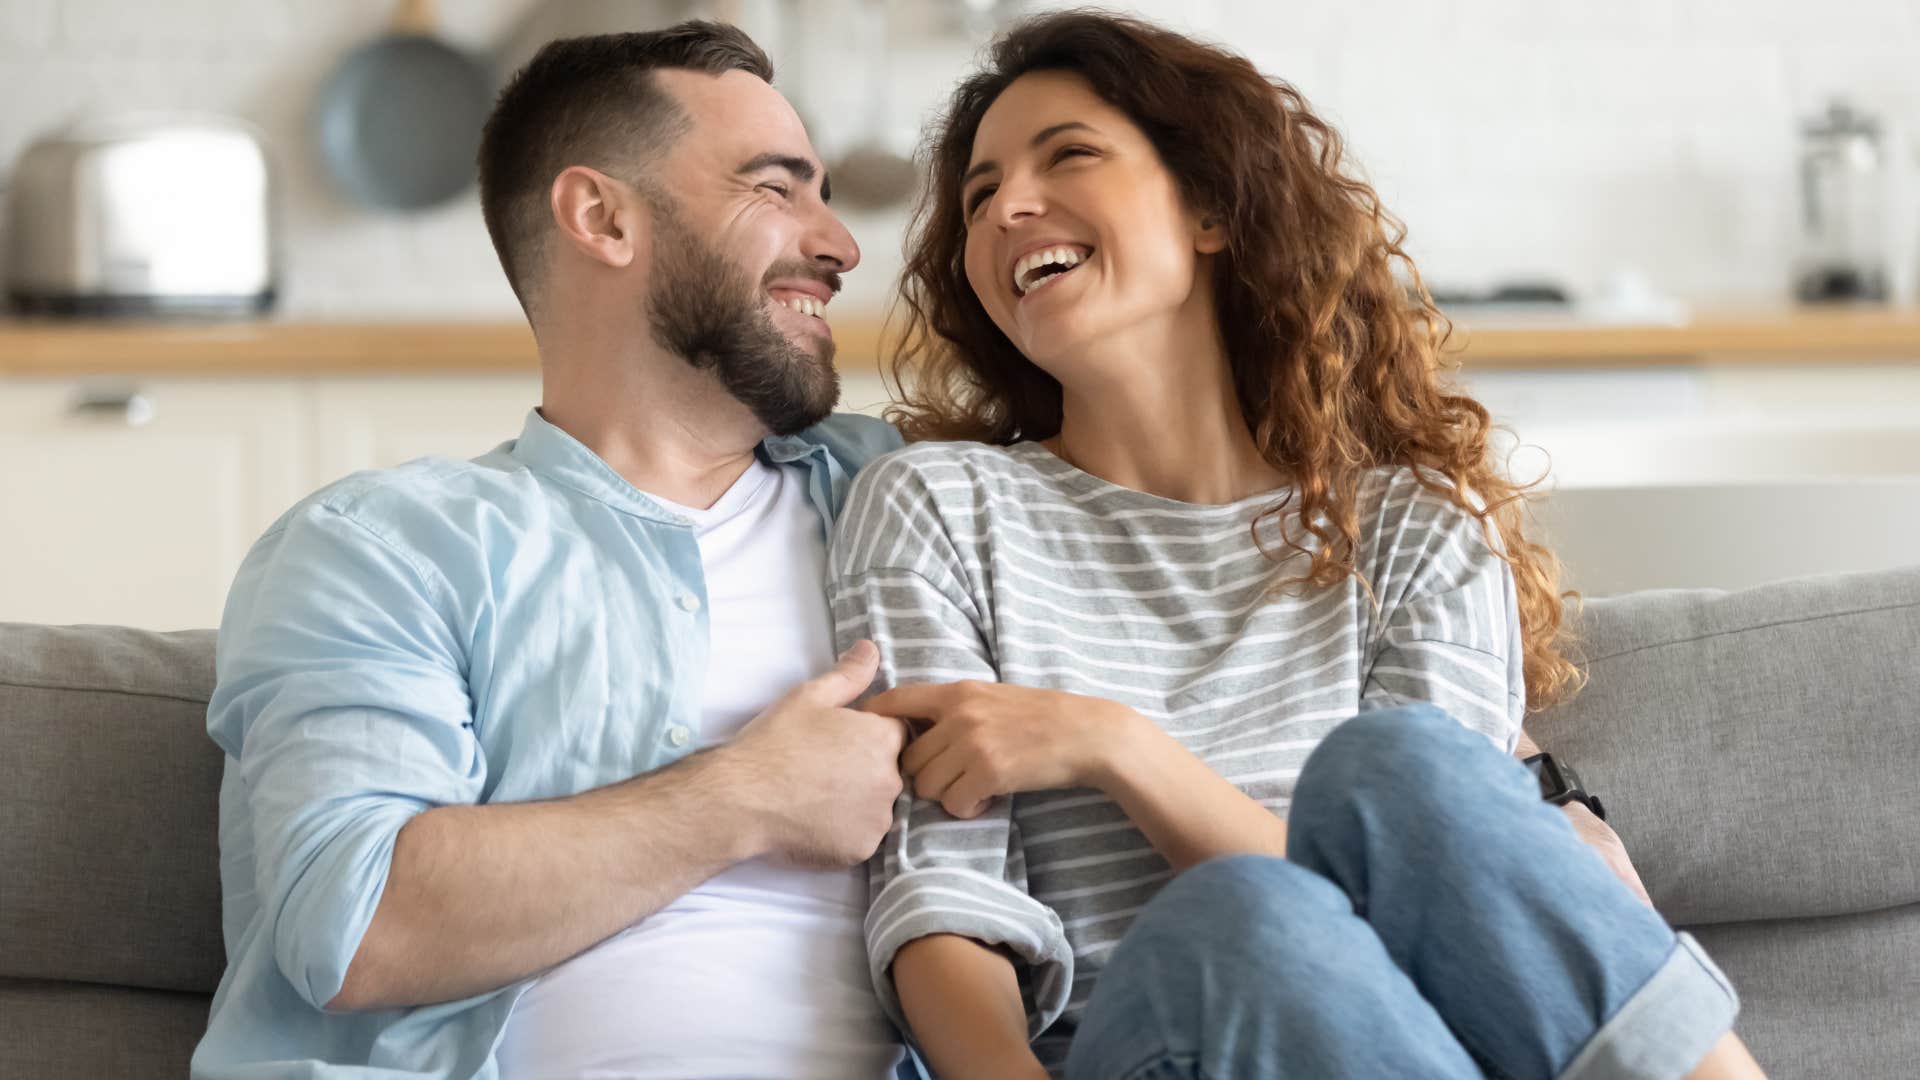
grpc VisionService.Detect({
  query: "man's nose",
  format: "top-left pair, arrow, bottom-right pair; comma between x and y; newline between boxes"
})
803,204 -> 860,274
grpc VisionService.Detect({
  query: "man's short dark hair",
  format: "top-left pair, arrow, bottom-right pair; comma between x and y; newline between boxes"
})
477,21 -> 774,318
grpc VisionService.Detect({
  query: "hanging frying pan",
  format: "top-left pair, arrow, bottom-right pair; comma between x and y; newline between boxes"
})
314,0 -> 494,212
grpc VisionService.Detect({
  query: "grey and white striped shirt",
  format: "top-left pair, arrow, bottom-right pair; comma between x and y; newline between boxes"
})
827,440 -> 1524,1070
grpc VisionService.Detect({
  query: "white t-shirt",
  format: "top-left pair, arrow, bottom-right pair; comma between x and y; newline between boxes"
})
496,458 -> 905,1079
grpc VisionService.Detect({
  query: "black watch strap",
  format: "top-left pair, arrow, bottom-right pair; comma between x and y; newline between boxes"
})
1521,752 -> 1607,822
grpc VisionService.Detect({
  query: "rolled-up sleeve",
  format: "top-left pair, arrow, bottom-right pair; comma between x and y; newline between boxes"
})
1358,472 -> 1526,750
208,504 -> 483,1011
829,455 -> 1074,1038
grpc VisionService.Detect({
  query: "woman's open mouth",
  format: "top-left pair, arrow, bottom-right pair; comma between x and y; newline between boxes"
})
1012,245 -> 1094,299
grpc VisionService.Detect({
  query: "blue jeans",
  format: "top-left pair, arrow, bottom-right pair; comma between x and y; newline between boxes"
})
1054,704 -> 1740,1080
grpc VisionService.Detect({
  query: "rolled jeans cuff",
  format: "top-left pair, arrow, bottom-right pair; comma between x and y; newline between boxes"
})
1558,932 -> 1741,1080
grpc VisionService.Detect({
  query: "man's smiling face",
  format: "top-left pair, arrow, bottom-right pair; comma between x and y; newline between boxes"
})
637,69 -> 859,434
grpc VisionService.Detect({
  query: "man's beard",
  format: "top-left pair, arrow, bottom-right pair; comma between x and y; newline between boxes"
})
644,203 -> 840,437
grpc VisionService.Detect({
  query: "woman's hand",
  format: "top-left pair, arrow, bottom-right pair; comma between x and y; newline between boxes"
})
1516,727 -> 1654,907
864,681 -> 1143,818
872,680 -> 1288,868
1561,801 -> 1654,907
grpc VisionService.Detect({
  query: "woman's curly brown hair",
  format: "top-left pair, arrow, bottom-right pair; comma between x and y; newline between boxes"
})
885,10 -> 1582,711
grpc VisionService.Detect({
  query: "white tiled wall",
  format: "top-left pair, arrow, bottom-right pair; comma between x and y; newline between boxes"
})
3,0 -> 1917,317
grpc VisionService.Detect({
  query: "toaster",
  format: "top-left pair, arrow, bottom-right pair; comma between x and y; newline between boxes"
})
5,115 -> 277,316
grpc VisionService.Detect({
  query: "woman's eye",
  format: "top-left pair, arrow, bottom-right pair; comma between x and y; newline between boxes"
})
1052,145 -> 1097,163
965,185 -> 997,219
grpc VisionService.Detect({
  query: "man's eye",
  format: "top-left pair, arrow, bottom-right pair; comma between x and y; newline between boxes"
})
760,183 -> 792,199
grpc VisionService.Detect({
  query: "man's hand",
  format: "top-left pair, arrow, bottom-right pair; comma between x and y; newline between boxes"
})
866,680 -> 1138,819
722,640 -> 908,867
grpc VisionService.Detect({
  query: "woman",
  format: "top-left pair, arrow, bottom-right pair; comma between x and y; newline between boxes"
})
828,12 -> 1764,1080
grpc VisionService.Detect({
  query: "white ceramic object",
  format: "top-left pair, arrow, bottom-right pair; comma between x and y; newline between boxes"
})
1530,477 -> 1920,596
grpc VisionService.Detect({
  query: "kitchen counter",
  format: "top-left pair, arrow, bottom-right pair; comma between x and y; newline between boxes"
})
4,304 -> 1920,376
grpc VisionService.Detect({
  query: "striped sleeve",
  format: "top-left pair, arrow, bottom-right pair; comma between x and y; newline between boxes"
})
828,450 -> 1075,1040
1358,471 -> 1526,750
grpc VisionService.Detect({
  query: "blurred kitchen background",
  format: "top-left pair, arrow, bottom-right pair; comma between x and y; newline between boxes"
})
3,0 -> 1920,629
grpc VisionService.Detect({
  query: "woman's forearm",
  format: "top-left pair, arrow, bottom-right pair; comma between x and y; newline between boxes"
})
1515,726 -> 1542,757
1094,717 -> 1289,871
892,934 -> 1047,1080
1513,725 -> 1655,904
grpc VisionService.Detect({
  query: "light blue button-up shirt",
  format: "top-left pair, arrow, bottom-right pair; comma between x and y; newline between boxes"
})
192,408 -> 902,1079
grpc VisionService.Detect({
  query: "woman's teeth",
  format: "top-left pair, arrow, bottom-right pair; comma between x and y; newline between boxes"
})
1014,247 -> 1088,295
778,295 -> 826,319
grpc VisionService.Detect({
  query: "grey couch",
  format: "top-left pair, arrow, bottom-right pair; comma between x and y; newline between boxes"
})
3,567 -> 1918,1078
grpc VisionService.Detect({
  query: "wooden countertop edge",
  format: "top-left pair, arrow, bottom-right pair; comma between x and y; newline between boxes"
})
1450,308 -> 1920,368
4,308 -> 1920,376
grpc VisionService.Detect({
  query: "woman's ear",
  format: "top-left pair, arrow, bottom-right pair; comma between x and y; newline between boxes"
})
549,165 -> 643,270
1195,211 -> 1228,255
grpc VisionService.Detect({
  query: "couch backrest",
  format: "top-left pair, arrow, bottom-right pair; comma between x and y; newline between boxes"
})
0,624 -> 224,995
1529,564 -> 1920,1079
1528,566 -> 1920,927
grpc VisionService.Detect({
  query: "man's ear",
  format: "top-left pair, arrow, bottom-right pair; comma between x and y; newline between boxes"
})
549,165 -> 645,270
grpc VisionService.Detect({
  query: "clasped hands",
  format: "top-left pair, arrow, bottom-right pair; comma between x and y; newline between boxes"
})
864,680 -> 1144,819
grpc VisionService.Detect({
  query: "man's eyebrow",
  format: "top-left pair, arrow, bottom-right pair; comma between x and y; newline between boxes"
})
737,152 -> 830,202
962,121 -> 1100,189
737,152 -> 817,182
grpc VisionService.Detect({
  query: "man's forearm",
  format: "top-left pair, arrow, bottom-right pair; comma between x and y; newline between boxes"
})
892,934 -> 1046,1080
330,747 -> 765,1011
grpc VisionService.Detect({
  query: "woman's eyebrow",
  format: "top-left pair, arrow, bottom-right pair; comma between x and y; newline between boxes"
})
962,121 -> 1101,188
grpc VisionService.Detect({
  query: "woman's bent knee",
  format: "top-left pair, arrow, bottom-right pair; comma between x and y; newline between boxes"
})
1295,705 -> 1513,823
1120,855 -> 1354,970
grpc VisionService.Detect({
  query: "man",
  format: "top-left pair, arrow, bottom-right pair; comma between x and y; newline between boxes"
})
194,23 -> 911,1078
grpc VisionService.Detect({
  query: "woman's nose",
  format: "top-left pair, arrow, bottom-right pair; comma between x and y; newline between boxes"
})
988,172 -> 1046,228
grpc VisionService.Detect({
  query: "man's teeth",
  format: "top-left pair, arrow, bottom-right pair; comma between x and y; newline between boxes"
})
778,295 -> 826,318
1014,247 -> 1087,294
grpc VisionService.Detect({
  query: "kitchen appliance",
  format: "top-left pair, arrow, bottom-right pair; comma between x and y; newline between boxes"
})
1794,101 -> 1895,303
4,115 -> 276,316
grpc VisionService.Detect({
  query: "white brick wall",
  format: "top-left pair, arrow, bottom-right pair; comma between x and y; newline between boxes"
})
2,0 -> 1916,316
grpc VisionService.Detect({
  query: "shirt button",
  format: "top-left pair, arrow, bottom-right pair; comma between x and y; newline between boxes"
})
667,725 -> 691,747
677,592 -> 701,613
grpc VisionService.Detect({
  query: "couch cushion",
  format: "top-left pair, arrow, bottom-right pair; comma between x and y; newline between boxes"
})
0,624 -> 224,993
1686,903 -> 1920,1080
1530,566 -> 1920,926
0,979 -> 208,1078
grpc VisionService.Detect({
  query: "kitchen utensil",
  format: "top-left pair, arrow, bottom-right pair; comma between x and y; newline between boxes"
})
1795,100 -> 1895,303
828,0 -> 918,211
4,114 -> 275,316
314,0 -> 494,212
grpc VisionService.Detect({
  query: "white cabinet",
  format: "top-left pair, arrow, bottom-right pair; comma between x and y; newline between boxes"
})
308,375 -> 542,483
0,374 -> 543,631
0,377 -> 307,630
